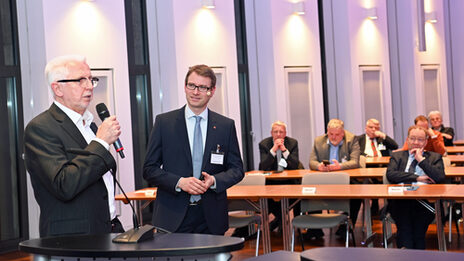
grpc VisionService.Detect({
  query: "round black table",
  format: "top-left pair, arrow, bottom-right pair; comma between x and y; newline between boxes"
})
19,233 -> 244,260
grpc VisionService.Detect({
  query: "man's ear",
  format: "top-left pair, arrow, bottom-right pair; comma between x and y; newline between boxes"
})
51,82 -> 63,97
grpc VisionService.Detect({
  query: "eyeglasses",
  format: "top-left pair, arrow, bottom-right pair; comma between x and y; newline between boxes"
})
186,82 -> 211,92
57,77 -> 99,88
408,137 -> 426,143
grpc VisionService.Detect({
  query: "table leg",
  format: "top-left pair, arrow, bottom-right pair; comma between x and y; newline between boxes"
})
280,198 -> 291,251
435,200 -> 447,251
363,198 -> 373,247
259,198 -> 271,254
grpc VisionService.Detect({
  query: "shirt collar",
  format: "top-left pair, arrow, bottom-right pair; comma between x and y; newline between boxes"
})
185,105 -> 208,121
54,101 -> 93,127
327,138 -> 344,147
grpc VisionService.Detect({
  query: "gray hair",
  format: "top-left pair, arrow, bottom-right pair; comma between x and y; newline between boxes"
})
271,120 -> 287,130
428,110 -> 442,119
44,55 -> 87,86
327,119 -> 344,130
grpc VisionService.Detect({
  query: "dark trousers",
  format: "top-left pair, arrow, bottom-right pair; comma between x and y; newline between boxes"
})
350,199 -> 362,226
111,217 -> 125,233
175,203 -> 216,235
389,199 -> 435,249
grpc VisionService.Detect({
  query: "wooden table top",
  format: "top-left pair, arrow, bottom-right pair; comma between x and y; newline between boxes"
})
364,156 -> 390,166
446,146 -> 464,154
247,167 -> 464,179
226,184 -> 460,200
364,155 -> 464,166
454,139 -> 464,146
116,184 -> 464,203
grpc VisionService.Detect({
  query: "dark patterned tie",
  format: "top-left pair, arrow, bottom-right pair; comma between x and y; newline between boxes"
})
408,159 -> 418,173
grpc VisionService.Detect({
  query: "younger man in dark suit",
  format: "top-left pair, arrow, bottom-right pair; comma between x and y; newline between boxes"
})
24,55 -> 123,237
143,65 -> 244,235
386,125 -> 445,249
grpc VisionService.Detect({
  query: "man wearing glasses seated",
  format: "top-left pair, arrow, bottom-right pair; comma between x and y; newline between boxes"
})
386,125 -> 445,249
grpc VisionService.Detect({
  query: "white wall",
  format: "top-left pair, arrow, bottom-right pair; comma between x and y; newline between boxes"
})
446,0 -> 464,140
19,0 -> 135,237
246,0 -> 325,169
147,0 -> 242,146
324,0 -> 394,136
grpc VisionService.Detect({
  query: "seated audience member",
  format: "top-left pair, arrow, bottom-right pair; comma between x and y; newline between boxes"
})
258,121 -> 301,233
309,119 -> 361,236
428,110 -> 455,146
386,125 -> 445,249
356,118 -> 399,214
400,115 -> 446,155
357,118 -> 398,157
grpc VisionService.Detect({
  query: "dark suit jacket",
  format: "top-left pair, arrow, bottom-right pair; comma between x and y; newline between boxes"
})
386,150 -> 445,184
435,125 -> 455,146
356,134 -> 398,156
258,136 -> 300,170
24,103 -> 116,237
143,106 -> 244,235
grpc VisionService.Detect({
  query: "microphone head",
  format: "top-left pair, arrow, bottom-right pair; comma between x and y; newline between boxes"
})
206,91 -> 211,96
96,103 -> 110,121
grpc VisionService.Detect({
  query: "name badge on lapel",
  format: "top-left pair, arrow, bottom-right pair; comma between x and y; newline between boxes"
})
211,144 -> 224,165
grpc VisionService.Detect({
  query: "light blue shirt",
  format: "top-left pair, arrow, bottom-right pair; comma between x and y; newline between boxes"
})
175,105 -> 216,191
185,105 -> 208,156
405,153 -> 425,176
328,140 -> 343,162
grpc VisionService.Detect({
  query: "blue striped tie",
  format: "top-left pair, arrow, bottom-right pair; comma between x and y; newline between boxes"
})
191,116 -> 203,203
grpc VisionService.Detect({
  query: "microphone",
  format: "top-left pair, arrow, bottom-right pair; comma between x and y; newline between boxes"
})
95,103 -> 125,158
67,148 -> 154,243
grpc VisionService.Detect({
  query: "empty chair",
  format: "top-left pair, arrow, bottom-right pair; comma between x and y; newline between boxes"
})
228,174 -> 265,256
291,172 -> 354,251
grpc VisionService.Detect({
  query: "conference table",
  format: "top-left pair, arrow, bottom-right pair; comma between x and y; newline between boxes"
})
446,146 -> 464,154
365,155 -> 464,166
246,166 -> 464,180
117,183 -> 464,253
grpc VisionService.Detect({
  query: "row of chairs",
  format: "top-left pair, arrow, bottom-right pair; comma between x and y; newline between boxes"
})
228,172 -> 354,255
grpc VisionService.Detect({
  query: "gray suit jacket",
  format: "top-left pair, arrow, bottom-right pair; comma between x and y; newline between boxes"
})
24,103 -> 116,237
309,130 -> 360,170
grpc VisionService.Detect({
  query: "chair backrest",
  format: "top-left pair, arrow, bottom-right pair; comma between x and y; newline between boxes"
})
442,156 -> 451,167
359,156 -> 367,168
300,172 -> 350,214
382,172 -> 390,184
236,174 -> 266,186
228,174 -> 265,211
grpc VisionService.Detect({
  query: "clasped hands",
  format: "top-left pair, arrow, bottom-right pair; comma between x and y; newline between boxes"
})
272,138 -> 287,153
317,159 -> 342,171
178,172 -> 215,195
